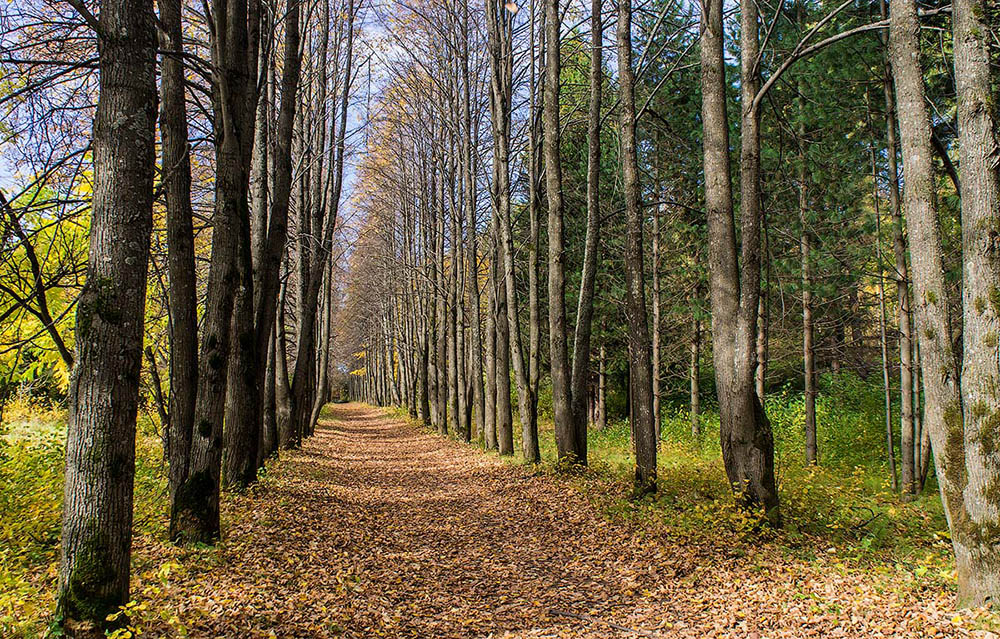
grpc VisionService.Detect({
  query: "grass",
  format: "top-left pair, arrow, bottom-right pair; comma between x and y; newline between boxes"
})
454,374 -> 957,596
0,400 -> 170,638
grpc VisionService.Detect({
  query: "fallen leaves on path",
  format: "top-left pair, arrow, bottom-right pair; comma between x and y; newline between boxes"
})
135,403 -> 994,638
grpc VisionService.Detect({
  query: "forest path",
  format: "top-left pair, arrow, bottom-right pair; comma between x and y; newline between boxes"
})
149,402 -> 964,638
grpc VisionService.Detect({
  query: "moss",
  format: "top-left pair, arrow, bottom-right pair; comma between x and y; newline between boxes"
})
943,401 -> 968,493
94,277 -> 122,325
990,286 -> 1000,315
986,332 -> 999,349
972,401 -> 991,419
976,296 -> 987,315
56,520 -> 124,632
926,290 -> 938,305
976,409 -> 1000,459
925,326 -> 937,341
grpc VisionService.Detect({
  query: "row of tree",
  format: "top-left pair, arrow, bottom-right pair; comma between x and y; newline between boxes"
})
2,0 -> 361,634
339,0 -> 1000,609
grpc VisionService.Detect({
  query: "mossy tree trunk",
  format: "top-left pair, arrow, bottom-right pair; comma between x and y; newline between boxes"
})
56,0 -> 157,631
888,0 -> 1000,607
953,0 -> 1000,606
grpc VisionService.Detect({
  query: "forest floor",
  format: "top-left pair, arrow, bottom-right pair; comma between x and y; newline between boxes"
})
124,403 -> 996,638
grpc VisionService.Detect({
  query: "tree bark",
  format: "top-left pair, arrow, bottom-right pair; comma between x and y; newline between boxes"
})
700,0 -> 779,523
158,0 -> 199,529
618,0 -> 656,496
487,0 -> 538,462
172,0 -> 261,542
569,0 -> 603,458
953,0 -> 1000,606
56,0 -> 157,631
878,0 -> 915,498
690,314 -> 701,438
543,0 -> 578,463
889,0 -> 970,605
798,63 -> 817,465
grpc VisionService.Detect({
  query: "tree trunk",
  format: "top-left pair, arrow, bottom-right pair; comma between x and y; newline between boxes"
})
569,0 -> 603,459
799,76 -> 817,466
158,0 -> 199,529
877,0 -> 916,498
690,315 -> 701,438
652,156 -> 661,436
543,0 -> 578,463
617,0 -> 656,496
487,0 -> 538,462
700,0 -> 779,523
953,0 -> 1000,606
56,1 -> 157,631
597,344 -> 607,431
484,248 -> 498,450
172,0 -> 260,542
889,0 -> 973,605
873,161 -> 899,492
527,0 -> 543,449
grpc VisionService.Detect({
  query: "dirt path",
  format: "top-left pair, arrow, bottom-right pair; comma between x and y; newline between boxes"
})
148,403 -> 971,638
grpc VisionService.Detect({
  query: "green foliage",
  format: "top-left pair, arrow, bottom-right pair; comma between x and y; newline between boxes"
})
0,401 -> 167,638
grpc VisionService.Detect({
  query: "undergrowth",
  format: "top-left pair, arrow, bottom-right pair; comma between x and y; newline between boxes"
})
523,376 -> 956,595
0,399 -> 169,638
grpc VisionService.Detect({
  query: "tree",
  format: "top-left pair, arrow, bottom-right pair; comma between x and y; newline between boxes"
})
171,0 -> 262,543
699,0 -> 779,523
543,0 -> 580,463
56,0 -> 157,631
617,0 -> 656,495
888,0 -> 1000,607
951,0 -> 1000,606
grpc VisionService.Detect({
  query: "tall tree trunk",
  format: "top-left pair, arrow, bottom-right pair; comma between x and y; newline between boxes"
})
799,75 -> 817,466
173,0 -> 260,543
290,0 -> 354,441
527,0 -> 543,446
597,344 -> 607,431
487,0 -> 538,462
544,0 -> 577,464
889,0 -> 973,605
224,0 -> 302,492
652,160 -> 661,436
700,0 -> 779,523
491,228 -> 514,455
158,0 -> 199,532
690,314 -> 701,438
879,0 -> 916,498
953,0 -> 1000,606
275,278 -> 293,446
617,0 -> 656,496
569,0 -> 603,459
484,260 -> 498,449
461,2 -> 484,444
56,0 -> 157,631
873,160 -> 899,492
260,326 -> 278,464
250,0 -> 302,456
